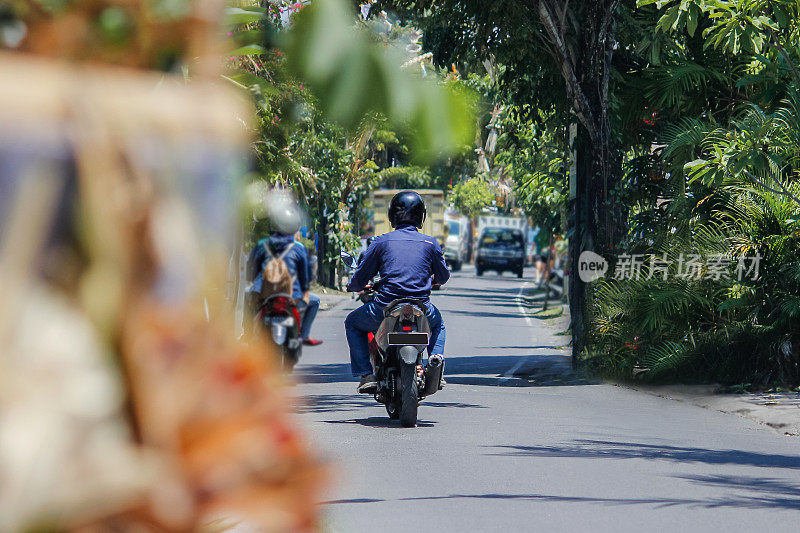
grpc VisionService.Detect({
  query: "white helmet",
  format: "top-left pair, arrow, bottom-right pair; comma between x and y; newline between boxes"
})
243,182 -> 305,234
266,189 -> 305,235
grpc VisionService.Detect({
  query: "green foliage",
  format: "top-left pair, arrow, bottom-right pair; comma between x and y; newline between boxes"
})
679,94 -> 800,191
641,0 -> 799,55
588,92 -> 800,385
224,6 -> 268,26
494,108 -> 568,229
643,62 -> 730,112
223,0 -> 480,282
638,0 -> 800,105
281,0 -> 476,161
449,177 -> 495,217
375,0 -> 570,116
377,166 -> 431,189
587,211 -> 800,385
578,0 -> 800,385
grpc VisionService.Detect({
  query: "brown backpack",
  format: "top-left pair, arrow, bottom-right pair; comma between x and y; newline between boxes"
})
260,241 -> 295,298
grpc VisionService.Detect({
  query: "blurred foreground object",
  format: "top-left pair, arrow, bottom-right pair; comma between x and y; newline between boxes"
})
2,0 -> 222,74
0,17 -> 322,532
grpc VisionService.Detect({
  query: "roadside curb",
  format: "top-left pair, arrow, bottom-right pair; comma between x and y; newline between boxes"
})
318,293 -> 351,311
514,284 -> 800,437
621,383 -> 800,437
516,283 -> 569,324
507,280 -> 581,385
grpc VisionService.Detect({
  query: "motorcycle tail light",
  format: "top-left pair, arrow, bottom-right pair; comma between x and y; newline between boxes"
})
270,296 -> 289,314
403,326 -> 412,331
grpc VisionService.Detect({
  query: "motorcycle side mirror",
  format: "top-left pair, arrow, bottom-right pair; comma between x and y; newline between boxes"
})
340,251 -> 355,269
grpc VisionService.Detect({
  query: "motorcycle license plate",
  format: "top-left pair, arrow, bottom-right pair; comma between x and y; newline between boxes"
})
387,332 -> 429,346
268,316 -> 294,327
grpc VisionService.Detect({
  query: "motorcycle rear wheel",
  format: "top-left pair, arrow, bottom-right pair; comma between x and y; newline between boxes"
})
385,400 -> 400,419
399,362 -> 419,427
282,345 -> 302,373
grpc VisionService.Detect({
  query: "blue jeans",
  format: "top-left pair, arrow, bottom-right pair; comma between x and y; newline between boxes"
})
299,293 -> 319,340
345,301 -> 445,377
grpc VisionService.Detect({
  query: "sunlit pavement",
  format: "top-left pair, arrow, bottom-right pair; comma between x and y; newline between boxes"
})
294,265 -> 800,533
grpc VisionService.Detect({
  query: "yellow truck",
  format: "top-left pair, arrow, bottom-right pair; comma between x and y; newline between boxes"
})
370,189 -> 446,243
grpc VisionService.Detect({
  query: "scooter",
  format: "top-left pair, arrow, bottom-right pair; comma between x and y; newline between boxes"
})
341,252 -> 445,427
255,293 -> 305,371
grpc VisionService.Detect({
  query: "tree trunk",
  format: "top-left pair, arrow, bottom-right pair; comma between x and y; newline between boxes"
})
542,230 -> 554,311
569,126 -> 596,366
317,209 -> 334,287
538,0 -> 621,366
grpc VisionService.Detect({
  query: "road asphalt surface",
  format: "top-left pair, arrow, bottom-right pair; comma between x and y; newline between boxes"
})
294,265 -> 800,532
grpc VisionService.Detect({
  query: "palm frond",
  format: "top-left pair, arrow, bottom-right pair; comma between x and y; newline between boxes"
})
643,62 -> 729,111
639,341 -> 690,376
661,117 -> 711,160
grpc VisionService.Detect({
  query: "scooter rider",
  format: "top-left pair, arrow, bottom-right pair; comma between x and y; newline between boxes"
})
245,196 -> 322,346
345,191 -> 450,393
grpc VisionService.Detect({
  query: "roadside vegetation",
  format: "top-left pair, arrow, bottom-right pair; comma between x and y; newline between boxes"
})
229,0 -> 800,387
384,0 -> 800,387
227,0 -> 479,285
586,1 -> 800,386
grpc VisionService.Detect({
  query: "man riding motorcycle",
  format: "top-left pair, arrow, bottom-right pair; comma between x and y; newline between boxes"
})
345,191 -> 450,393
245,198 -> 322,346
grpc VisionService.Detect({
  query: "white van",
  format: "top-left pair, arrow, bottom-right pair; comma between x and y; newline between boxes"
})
444,214 -> 470,271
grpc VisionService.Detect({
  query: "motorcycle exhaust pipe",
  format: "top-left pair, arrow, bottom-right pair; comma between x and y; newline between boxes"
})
422,354 -> 444,396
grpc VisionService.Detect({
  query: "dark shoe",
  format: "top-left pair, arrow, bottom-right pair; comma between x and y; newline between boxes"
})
357,374 -> 377,394
302,338 -> 323,346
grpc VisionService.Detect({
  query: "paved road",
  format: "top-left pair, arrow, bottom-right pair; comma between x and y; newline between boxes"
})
294,266 -> 800,532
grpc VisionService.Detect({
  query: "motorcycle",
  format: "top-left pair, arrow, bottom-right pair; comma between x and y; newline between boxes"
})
255,292 -> 305,371
341,252 -> 445,427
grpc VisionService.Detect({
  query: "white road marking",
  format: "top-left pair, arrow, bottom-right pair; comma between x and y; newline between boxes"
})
499,280 -> 537,382
516,280 -> 536,327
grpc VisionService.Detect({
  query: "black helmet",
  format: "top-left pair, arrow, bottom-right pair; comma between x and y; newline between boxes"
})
388,190 -> 426,228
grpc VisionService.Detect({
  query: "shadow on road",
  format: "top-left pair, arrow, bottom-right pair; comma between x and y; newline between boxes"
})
447,301 -> 526,310
294,363 -> 353,384
296,354 -> 594,388
440,290 -> 523,302
674,474 -> 800,509
324,498 -> 384,504
323,417 -> 436,428
445,354 -> 595,388
446,309 -> 530,319
444,375 -> 592,387
323,473 -> 800,511
475,345 -> 565,350
443,354 -> 564,374
442,286 -> 521,294
437,285 -> 526,300
324,488 -> 800,510
487,440 -> 800,469
295,393 -> 486,414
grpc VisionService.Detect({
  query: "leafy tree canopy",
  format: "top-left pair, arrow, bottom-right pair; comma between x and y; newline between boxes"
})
450,177 -> 495,217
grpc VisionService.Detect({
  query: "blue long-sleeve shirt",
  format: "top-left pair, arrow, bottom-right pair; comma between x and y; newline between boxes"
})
347,224 -> 450,306
247,233 -> 310,299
